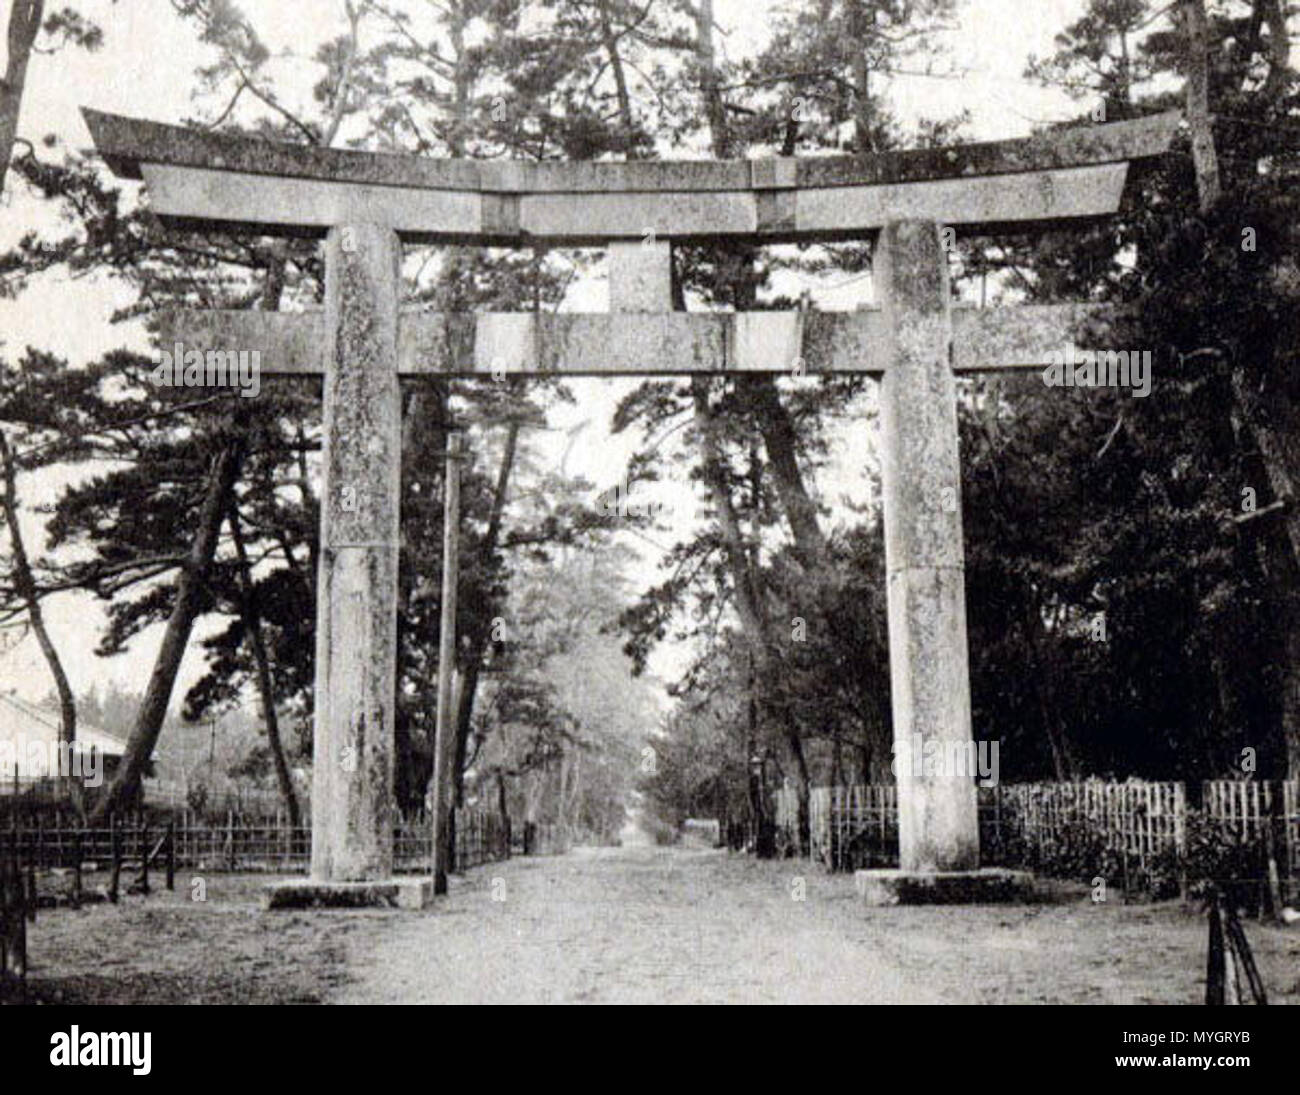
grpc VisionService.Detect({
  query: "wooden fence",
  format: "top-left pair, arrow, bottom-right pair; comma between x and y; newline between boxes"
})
774,783 -> 803,857
992,780 -> 1187,885
1203,781 -> 1300,873
0,771 -> 292,818
518,822 -> 568,857
804,784 -> 899,871
0,806 -> 515,877
779,779 -> 1299,897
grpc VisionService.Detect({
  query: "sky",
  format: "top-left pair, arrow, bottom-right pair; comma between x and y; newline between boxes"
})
0,0 -> 1096,710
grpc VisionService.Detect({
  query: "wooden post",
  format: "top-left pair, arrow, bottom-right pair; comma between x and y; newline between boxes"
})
166,820 -> 175,892
108,813 -> 121,904
139,817 -> 150,895
1206,892 -> 1226,1004
72,826 -> 82,909
226,808 -> 236,872
431,432 -> 463,895
24,817 -> 35,923
310,222 -> 403,884
1,829 -> 27,1004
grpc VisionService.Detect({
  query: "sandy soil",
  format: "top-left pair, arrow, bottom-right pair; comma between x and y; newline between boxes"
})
339,846 -> 954,1004
336,846 -> 1300,1005
19,846 -> 1300,1005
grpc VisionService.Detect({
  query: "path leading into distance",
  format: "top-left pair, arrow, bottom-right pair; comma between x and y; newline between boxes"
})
334,844 -> 969,1005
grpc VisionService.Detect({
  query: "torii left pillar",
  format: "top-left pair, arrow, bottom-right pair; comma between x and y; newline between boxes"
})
267,223 -> 433,909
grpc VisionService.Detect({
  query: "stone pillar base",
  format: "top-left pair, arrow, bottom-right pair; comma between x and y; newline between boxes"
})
854,868 -> 1033,906
264,877 -> 434,911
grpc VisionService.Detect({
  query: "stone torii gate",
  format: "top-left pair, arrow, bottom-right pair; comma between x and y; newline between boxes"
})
82,108 -> 1179,907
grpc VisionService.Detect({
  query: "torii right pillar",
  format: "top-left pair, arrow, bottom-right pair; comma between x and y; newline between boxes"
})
857,219 -> 1031,904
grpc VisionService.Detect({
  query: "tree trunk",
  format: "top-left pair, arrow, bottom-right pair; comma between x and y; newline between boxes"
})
1230,369 -> 1300,777
1257,0 -> 1291,97
745,652 -> 774,856
1281,593 -> 1300,780
786,724 -> 811,854
695,0 -> 729,158
0,0 -> 43,197
598,0 -> 635,150
227,502 -> 300,831
0,430 -> 75,748
451,419 -> 519,806
750,372 -> 897,790
748,377 -> 833,577
0,427 -> 79,815
847,0 -> 875,152
693,380 -> 787,857
693,6 -> 814,854
90,442 -> 245,822
1027,601 -> 1080,780
690,382 -> 768,645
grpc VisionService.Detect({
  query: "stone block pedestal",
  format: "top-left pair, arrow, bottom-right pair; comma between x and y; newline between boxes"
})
854,868 -> 1033,906
264,877 -> 434,911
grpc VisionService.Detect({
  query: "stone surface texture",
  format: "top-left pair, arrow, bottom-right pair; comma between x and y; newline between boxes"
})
264,878 -> 434,911
167,306 -> 1123,378
877,220 -> 979,874
84,109 -> 1179,243
608,240 -> 673,312
310,223 -> 403,883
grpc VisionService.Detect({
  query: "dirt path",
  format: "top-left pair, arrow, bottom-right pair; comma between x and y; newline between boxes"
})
337,845 -> 972,1004
22,845 -> 1299,1004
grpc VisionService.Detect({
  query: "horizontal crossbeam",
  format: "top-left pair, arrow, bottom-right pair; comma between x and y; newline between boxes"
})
83,108 -> 1181,244
132,163 -> 1131,244
161,305 -> 1113,378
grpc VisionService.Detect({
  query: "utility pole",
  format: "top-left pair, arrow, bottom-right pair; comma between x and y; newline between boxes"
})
431,432 -> 463,894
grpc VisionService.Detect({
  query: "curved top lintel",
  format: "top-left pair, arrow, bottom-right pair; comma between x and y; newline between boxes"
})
82,107 -> 1181,196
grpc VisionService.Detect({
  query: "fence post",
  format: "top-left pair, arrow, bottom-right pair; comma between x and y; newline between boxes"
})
1,832 -> 9,999
1261,781 -> 1283,920
1287,781 -> 1298,907
7,812 -> 17,926
226,809 -> 236,872
1174,783 -> 1187,900
72,826 -> 82,910
108,813 -> 121,904
139,817 -> 150,895
25,816 -> 35,923
1,829 -> 28,1003
166,821 -> 175,891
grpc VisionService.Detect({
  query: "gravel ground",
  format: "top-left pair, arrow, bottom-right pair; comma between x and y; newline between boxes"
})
19,846 -> 1300,1005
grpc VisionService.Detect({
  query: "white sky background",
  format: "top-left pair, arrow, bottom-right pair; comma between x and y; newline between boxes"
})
0,0 -> 1095,708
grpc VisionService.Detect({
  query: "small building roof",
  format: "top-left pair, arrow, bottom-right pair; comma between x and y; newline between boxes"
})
0,692 -> 129,758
